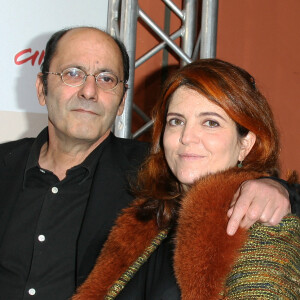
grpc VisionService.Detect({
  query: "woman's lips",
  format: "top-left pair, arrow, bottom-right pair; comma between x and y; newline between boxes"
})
179,153 -> 205,160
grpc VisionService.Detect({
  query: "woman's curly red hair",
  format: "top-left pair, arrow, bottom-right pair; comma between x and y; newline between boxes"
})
135,59 -> 281,228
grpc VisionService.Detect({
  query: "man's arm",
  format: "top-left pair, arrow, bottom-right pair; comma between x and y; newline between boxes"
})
226,178 -> 296,236
269,177 -> 300,215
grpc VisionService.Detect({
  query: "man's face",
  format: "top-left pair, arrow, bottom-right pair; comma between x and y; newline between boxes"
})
36,28 -> 125,145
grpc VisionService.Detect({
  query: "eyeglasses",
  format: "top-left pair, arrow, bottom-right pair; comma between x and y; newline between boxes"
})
44,67 -> 126,90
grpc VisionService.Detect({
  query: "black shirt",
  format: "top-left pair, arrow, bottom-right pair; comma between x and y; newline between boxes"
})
0,129 -> 109,300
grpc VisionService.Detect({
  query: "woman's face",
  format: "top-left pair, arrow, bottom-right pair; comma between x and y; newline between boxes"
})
163,86 -> 255,190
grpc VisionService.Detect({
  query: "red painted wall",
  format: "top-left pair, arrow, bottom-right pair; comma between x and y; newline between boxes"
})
217,0 -> 300,176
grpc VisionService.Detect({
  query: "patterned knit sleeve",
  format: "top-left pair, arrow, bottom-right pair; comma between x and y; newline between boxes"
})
222,215 -> 300,299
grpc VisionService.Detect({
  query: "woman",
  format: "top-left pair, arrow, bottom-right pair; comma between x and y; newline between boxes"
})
73,59 -> 300,299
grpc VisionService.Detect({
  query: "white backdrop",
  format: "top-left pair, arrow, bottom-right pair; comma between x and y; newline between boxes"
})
0,0 -> 108,142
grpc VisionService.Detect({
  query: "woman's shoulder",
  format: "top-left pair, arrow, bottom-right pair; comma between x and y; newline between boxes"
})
249,214 -> 300,239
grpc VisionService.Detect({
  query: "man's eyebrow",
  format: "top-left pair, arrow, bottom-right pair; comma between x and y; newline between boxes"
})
60,65 -> 118,75
59,64 -> 86,72
97,68 -> 116,74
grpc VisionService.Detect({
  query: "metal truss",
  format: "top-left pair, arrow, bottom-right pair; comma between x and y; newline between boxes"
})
107,0 -> 218,139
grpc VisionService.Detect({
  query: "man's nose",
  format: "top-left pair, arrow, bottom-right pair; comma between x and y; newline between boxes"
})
78,75 -> 98,101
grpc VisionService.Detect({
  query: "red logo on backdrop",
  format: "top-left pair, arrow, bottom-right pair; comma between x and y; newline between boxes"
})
14,48 -> 45,66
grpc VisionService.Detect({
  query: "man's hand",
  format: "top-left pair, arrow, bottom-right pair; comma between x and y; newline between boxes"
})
226,178 -> 291,236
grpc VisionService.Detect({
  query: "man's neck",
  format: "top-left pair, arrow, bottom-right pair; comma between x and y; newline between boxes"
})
38,131 -> 110,181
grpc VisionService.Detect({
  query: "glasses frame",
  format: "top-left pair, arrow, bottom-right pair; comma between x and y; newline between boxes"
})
44,67 -> 126,91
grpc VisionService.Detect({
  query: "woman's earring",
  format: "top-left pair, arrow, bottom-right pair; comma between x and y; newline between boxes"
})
237,161 -> 243,168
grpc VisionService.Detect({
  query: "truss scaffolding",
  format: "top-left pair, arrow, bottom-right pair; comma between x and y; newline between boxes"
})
107,0 -> 218,139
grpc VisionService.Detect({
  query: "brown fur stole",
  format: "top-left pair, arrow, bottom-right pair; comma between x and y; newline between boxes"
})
73,169 -> 265,299
173,169 -> 265,299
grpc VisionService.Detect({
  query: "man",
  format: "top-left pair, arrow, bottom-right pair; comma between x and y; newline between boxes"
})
0,27 -> 297,299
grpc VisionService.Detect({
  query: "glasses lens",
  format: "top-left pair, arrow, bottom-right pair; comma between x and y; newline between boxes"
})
62,68 -> 85,86
96,72 -> 118,90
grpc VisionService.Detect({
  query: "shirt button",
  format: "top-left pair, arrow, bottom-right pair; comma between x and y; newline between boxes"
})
51,187 -> 58,194
28,288 -> 36,295
38,235 -> 46,242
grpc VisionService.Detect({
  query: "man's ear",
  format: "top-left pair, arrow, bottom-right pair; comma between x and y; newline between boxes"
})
117,90 -> 127,116
238,131 -> 256,162
36,73 -> 46,106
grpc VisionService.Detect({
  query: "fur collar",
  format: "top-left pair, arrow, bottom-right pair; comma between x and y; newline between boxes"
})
73,169 -> 265,299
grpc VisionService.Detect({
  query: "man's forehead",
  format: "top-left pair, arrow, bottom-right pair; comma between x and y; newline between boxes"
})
51,28 -> 123,72
58,28 -> 116,50
64,27 -> 109,39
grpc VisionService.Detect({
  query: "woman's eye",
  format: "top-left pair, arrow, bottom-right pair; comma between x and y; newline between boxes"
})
204,120 -> 219,127
168,118 -> 184,126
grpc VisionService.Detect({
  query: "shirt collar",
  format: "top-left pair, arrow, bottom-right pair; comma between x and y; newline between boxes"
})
69,133 -> 112,180
24,128 -> 112,183
25,127 -> 48,173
